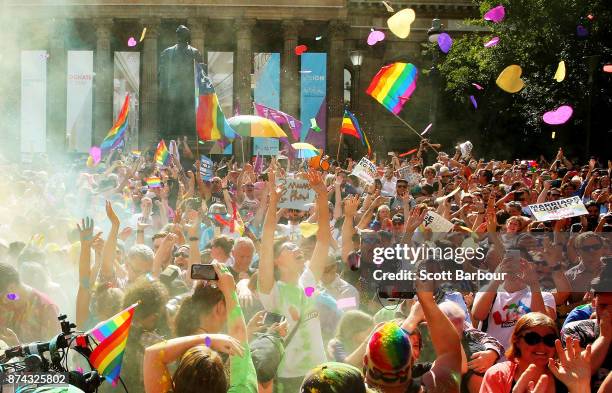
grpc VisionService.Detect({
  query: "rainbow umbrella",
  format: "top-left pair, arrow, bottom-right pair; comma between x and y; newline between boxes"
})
291,142 -> 320,159
228,115 -> 288,138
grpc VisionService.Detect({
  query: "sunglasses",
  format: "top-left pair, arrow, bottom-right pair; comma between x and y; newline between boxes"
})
521,332 -> 557,347
173,251 -> 189,258
580,243 -> 602,252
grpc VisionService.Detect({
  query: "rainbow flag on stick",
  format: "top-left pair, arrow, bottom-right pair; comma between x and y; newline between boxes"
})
101,94 -> 130,152
195,63 -> 237,142
366,63 -> 418,115
145,177 -> 161,188
88,303 -> 138,385
341,110 -> 372,157
155,139 -> 170,166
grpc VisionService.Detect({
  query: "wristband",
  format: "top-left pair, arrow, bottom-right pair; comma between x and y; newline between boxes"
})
189,236 -> 200,242
82,235 -> 93,242
137,230 -> 144,234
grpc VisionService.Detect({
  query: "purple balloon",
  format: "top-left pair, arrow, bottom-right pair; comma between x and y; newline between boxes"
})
577,25 -> 588,37
543,105 -> 573,125
89,146 -> 101,165
7,293 -> 19,301
204,336 -> 212,347
484,36 -> 500,48
367,30 -> 385,46
469,95 -> 478,109
438,33 -> 453,53
484,5 -> 505,23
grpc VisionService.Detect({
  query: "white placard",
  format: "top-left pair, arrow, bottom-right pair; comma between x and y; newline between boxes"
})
351,157 -> 377,184
528,196 -> 588,222
21,50 -> 47,153
398,166 -> 421,186
276,178 -> 315,210
66,51 -> 93,152
423,211 -> 454,232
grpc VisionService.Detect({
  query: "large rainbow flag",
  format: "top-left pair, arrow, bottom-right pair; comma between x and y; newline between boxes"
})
88,303 -> 138,385
366,63 -> 418,115
155,139 -> 169,166
340,109 -> 371,157
101,94 -> 130,152
195,63 -> 237,142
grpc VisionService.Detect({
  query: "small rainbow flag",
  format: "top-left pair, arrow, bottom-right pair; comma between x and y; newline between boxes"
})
88,303 -> 138,385
195,63 -> 237,141
341,109 -> 371,157
366,62 -> 418,115
155,139 -> 169,166
101,94 -> 129,152
145,177 -> 161,188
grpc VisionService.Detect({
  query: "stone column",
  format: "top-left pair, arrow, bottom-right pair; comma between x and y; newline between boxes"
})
187,17 -> 207,65
327,20 -> 347,156
93,18 -> 113,145
48,19 -> 68,153
281,20 -> 302,118
234,18 -> 255,161
140,18 -> 160,149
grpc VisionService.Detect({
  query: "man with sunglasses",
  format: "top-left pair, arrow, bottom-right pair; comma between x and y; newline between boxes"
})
565,232 -> 606,302
389,179 -> 415,215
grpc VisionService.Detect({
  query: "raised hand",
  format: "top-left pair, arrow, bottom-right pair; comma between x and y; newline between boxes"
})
513,364 -> 549,393
548,337 -> 591,393
405,208 -> 427,233
344,195 -> 360,217
77,217 -> 94,243
468,350 -> 498,374
105,201 -> 120,227
306,170 -> 327,196
207,334 -> 244,357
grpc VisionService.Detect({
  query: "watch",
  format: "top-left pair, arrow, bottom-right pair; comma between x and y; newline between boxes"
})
189,236 -> 200,242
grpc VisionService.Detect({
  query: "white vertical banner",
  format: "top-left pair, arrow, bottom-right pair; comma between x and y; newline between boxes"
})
66,51 -> 93,152
114,52 -> 140,150
21,50 -> 47,154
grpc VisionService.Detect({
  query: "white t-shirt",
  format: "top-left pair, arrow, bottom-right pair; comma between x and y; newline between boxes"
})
258,268 -> 327,378
276,222 -> 302,241
381,176 -> 398,196
474,287 -> 556,356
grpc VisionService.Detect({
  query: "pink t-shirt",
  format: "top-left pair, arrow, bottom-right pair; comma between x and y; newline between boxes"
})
479,361 -> 517,393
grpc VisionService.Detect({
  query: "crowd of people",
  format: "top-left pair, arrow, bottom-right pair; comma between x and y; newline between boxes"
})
0,138 -> 610,393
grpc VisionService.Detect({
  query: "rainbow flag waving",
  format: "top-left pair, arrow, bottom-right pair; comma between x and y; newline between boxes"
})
366,63 -> 418,115
88,303 -> 138,385
155,139 -> 170,166
145,177 -> 162,188
101,94 -> 130,152
341,110 -> 372,157
195,63 -> 237,141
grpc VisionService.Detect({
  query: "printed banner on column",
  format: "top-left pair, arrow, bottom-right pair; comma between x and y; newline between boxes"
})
113,52 -> 140,150
300,53 -> 327,151
21,50 -> 47,153
66,51 -> 93,153
253,53 -> 280,156
528,196 -> 588,221
351,157 -> 377,184
208,52 -> 234,154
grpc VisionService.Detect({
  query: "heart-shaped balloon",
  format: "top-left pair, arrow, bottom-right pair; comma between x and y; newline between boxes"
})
367,30 -> 385,46
554,61 -> 566,82
89,146 -> 102,165
472,83 -> 484,90
294,45 -> 308,55
304,286 -> 315,297
469,95 -> 478,109
438,33 -> 453,53
127,37 -> 137,47
496,65 -> 525,93
604,65 -> 612,73
484,5 -> 505,23
543,105 -> 573,125
484,36 -> 500,48
387,8 -> 416,39
577,25 -> 588,37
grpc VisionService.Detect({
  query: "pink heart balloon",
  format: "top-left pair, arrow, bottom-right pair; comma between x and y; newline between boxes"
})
304,286 -> 315,297
89,146 -> 102,165
484,36 -> 500,48
484,5 -> 505,23
367,30 -> 386,46
543,105 -> 573,125
127,37 -> 137,47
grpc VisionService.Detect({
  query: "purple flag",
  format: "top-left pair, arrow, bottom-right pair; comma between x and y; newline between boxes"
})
254,102 -> 302,142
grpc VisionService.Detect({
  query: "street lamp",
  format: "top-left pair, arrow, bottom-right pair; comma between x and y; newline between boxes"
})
349,50 -> 363,109
427,18 -> 442,126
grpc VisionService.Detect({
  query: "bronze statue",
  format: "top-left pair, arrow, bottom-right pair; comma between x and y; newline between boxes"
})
158,25 -> 204,141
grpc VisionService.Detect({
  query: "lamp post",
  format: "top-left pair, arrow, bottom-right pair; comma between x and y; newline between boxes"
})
427,19 -> 442,126
349,50 -> 363,110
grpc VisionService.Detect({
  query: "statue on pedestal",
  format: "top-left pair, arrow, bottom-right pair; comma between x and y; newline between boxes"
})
158,25 -> 203,141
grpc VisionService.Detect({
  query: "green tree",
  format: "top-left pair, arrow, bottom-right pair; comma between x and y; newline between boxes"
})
431,0 -> 612,161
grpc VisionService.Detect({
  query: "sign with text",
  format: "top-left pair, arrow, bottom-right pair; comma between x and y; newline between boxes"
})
528,196 -> 588,222
423,211 -> 454,232
276,178 -> 315,210
351,157 -> 377,184
398,166 -> 421,186
200,155 -> 214,181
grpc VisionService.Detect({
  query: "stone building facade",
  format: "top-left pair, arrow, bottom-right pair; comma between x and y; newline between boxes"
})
0,0 -> 478,160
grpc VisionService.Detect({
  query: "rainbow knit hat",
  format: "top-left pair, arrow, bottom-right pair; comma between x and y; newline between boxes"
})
365,322 -> 412,383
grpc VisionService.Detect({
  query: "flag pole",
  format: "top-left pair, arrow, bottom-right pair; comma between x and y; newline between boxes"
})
390,112 -> 439,154
336,133 -> 343,162
195,59 -> 200,160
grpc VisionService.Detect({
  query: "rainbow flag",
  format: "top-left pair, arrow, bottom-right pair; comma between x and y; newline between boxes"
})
101,94 -> 130,152
366,63 -> 418,115
88,303 -> 138,385
341,110 -> 372,157
145,177 -> 161,188
195,63 -> 237,141
155,139 -> 170,166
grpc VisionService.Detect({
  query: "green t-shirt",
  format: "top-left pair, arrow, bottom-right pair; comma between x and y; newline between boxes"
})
228,342 -> 258,393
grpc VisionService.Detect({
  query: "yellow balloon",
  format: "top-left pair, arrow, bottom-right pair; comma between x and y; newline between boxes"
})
554,60 -> 566,82
387,8 -> 416,39
496,65 -> 525,93
299,222 -> 319,238
86,156 -> 94,167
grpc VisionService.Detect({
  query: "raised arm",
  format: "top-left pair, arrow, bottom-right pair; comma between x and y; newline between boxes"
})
76,218 -> 95,327
341,195 -> 359,264
185,209 -> 201,289
307,170 -> 331,281
99,201 -> 120,283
